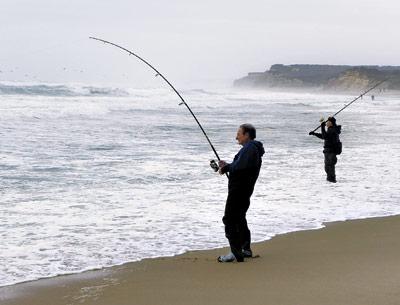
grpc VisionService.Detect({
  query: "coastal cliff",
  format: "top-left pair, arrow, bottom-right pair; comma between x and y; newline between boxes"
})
234,65 -> 400,91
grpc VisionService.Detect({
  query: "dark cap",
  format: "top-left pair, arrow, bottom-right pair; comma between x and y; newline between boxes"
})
327,117 -> 336,125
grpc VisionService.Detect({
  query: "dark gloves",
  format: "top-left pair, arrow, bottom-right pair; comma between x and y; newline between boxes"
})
321,121 -> 326,127
309,131 -> 315,136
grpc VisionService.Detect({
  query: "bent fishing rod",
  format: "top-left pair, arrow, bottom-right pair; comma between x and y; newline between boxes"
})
309,79 -> 387,133
89,37 -> 226,174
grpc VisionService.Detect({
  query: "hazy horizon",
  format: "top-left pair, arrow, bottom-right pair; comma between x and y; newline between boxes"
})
1,0 -> 399,88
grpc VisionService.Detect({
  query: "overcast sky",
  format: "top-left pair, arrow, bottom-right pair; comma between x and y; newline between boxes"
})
0,0 -> 399,88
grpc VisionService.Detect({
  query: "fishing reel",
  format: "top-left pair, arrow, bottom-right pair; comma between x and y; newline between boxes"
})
210,160 -> 219,172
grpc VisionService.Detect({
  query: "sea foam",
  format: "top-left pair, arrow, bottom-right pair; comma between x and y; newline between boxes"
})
0,86 -> 399,286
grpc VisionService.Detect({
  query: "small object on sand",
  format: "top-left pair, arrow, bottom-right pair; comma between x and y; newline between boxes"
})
217,253 -> 237,263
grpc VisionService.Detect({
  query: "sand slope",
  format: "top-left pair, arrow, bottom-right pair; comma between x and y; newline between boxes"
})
1,215 -> 400,305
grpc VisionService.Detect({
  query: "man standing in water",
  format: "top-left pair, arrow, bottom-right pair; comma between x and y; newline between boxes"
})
309,117 -> 342,183
217,124 -> 265,262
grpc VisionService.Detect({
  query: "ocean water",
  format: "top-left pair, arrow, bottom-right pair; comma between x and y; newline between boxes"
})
1,82 -> 399,287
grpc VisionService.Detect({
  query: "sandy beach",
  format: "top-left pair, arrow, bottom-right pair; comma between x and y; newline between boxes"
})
1,215 -> 400,305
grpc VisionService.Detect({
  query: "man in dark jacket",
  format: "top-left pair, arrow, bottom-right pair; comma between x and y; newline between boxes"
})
309,117 -> 342,183
217,124 -> 265,262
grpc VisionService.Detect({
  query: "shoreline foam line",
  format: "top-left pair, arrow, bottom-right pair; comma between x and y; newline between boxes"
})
1,214 -> 400,305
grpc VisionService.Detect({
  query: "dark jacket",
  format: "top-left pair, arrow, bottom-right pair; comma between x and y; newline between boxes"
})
221,140 -> 265,195
314,125 -> 341,154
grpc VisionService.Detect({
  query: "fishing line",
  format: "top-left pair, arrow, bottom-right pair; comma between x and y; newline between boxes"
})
309,79 -> 387,133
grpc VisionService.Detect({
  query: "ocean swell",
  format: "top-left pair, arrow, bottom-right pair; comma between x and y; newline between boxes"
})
0,82 -> 130,97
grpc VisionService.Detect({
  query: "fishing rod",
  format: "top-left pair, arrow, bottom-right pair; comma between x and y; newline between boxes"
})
89,36 -> 226,175
309,79 -> 387,133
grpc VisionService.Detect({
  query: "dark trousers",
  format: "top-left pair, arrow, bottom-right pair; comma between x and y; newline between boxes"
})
222,191 -> 251,260
324,153 -> 337,181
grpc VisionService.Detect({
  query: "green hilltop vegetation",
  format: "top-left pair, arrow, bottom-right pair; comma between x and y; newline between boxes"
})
234,65 -> 400,91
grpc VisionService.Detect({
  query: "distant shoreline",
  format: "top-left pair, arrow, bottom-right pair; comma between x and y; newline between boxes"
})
231,85 -> 400,98
234,64 -> 400,92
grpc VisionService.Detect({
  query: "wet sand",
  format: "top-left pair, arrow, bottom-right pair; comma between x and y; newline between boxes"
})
1,215 -> 400,305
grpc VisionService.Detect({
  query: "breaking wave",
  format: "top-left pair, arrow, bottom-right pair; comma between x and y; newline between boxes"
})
0,82 -> 130,97
1,88 -> 400,287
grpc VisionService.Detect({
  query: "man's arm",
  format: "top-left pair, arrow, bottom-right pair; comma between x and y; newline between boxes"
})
219,144 -> 258,174
321,122 -> 327,137
309,122 -> 326,139
310,132 -> 324,139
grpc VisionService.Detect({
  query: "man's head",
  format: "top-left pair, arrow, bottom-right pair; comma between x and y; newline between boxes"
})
236,124 -> 256,145
327,117 -> 336,128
